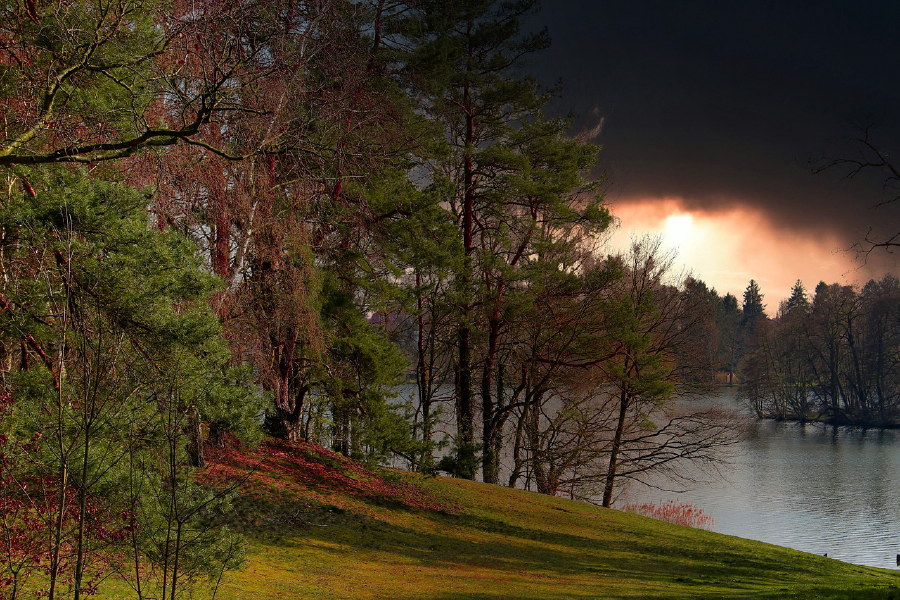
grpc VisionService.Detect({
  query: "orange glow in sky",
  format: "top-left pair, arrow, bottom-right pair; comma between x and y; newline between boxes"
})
604,197 -> 877,312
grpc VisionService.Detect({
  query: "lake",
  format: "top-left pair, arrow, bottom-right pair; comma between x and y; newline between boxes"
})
628,390 -> 900,569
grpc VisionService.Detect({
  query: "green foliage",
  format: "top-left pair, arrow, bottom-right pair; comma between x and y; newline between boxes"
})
785,279 -> 811,315
742,279 -> 767,330
0,0 -> 164,162
0,168 -> 260,597
319,273 -> 413,463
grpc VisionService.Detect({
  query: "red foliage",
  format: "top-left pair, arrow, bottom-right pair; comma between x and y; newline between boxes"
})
201,440 -> 462,515
0,391 -> 136,596
623,499 -> 715,530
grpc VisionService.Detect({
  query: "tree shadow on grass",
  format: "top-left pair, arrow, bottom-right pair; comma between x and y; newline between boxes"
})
205,444 -> 900,599
380,589 -> 900,600
228,496 -> 900,600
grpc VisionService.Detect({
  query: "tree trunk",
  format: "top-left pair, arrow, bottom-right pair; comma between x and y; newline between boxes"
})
602,388 -> 630,508
186,405 -> 204,468
213,214 -> 229,279
456,324 -> 475,478
481,316 -> 500,483
452,17 -> 477,481
266,335 -> 305,440
416,272 -> 434,472
508,385 -> 533,488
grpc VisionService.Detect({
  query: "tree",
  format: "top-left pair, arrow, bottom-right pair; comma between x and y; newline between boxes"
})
740,275 -> 900,426
859,275 -> 900,423
504,239 -> 735,504
501,223 -> 617,493
807,281 -> 855,420
140,0 -> 430,450
742,279 -> 767,331
407,0 -> 547,478
715,292 -> 741,385
0,168 -> 259,599
784,280 -> 811,315
409,0 -> 609,482
0,0 -> 293,167
592,239 -> 733,507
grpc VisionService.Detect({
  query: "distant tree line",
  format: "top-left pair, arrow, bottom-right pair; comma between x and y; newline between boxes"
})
739,277 -> 900,426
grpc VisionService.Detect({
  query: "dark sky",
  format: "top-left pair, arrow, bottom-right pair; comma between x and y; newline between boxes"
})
529,1 -> 900,259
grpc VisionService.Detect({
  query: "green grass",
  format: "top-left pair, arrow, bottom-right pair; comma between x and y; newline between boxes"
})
47,440 -> 900,599
196,441 -> 900,599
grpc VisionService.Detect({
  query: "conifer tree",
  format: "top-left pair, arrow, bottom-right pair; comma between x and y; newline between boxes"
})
785,279 -> 811,315
0,168 -> 259,599
410,0 -> 609,481
742,279 -> 767,331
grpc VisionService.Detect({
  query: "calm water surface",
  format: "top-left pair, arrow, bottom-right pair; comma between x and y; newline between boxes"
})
633,392 -> 900,569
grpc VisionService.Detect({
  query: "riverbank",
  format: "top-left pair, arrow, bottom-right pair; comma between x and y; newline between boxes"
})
185,440 -> 900,598
716,382 -> 900,429
754,409 -> 900,429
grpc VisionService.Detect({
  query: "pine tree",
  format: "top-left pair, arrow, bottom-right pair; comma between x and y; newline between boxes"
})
410,0 -> 609,481
785,279 -> 811,315
0,168 -> 260,598
742,279 -> 767,331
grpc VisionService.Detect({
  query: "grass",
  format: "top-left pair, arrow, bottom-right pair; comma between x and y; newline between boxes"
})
194,441 -> 900,599
47,440 -> 900,599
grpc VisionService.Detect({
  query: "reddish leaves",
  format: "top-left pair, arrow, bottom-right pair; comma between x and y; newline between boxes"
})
202,440 -> 462,515
623,500 -> 715,530
0,391 -> 135,597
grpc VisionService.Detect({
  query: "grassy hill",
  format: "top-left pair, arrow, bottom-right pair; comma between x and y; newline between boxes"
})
160,440 -> 900,600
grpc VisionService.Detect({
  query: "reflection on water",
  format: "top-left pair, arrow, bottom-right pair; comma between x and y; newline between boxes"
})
631,392 -> 900,569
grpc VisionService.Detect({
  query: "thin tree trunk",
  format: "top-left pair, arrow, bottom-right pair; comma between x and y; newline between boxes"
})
453,17 -> 477,480
48,464 -> 67,600
186,405 -> 204,468
73,418 -> 92,600
415,272 -> 433,471
170,522 -> 183,600
602,388 -> 630,508
481,315 -> 500,483
508,404 -> 527,488
213,214 -> 228,279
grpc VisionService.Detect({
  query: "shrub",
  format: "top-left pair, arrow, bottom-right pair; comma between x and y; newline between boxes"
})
622,500 -> 714,530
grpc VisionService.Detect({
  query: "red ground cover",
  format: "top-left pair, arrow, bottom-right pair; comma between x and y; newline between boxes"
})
199,439 -> 462,515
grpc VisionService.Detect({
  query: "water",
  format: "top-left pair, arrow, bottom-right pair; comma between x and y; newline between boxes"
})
630,391 -> 900,569
396,383 -> 900,568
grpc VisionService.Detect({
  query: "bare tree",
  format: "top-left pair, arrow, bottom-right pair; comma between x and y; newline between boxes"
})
564,239 -> 739,506
813,125 -> 900,256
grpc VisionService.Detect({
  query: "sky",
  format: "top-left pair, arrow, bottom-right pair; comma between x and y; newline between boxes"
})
528,1 -> 900,309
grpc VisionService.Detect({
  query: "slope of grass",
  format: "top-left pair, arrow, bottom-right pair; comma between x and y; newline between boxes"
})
180,440 -> 900,600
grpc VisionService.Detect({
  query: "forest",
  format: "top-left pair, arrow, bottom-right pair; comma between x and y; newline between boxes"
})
741,278 -> 900,426
0,0 -> 897,598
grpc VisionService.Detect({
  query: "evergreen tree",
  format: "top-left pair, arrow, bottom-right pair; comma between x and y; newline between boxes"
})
408,0 -> 549,479
785,279 -> 811,315
722,293 -> 739,314
410,0 -> 609,481
0,169 -> 260,598
742,279 -> 767,330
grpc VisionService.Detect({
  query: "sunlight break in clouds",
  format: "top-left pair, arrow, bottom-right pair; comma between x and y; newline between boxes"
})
605,197 -> 870,311
663,213 -> 695,251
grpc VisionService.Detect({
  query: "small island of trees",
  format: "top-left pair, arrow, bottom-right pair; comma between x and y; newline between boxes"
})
739,277 -> 900,427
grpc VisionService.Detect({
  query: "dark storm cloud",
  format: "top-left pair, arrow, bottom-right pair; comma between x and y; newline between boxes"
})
529,1 -> 900,245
